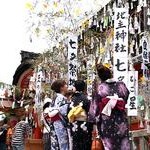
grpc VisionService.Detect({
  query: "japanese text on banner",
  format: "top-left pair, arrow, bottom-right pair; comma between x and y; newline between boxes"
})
113,8 -> 129,85
68,35 -> 78,86
142,37 -> 149,64
34,67 -> 42,106
142,36 -> 150,80
127,71 -> 138,116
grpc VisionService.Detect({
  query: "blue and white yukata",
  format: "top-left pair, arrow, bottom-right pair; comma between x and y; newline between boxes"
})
49,93 -> 71,150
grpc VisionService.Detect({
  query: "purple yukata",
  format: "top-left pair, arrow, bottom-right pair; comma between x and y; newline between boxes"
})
97,81 -> 130,150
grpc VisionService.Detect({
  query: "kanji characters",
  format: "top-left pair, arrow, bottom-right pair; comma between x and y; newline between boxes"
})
116,20 -> 126,29
115,59 -> 126,72
115,43 -> 126,52
117,12 -> 126,20
69,63 -> 77,76
129,96 -> 136,110
114,8 -> 128,84
68,36 -> 77,86
115,30 -> 127,42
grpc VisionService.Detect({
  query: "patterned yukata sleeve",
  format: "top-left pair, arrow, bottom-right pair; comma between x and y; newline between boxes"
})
55,96 -> 68,116
97,83 -> 110,98
55,96 -> 62,108
96,83 -> 108,124
117,81 -> 129,103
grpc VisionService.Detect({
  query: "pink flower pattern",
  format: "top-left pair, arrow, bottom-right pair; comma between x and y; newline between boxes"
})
116,122 -> 128,136
97,83 -> 109,97
121,138 -> 130,150
102,138 -> 112,150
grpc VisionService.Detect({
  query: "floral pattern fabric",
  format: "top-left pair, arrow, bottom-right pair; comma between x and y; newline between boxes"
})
71,121 -> 93,150
50,93 -> 70,150
70,92 -> 93,150
97,81 -> 130,150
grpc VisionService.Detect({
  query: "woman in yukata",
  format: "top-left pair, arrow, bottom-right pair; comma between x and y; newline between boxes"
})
96,64 -> 130,150
68,80 -> 93,150
48,80 -> 70,150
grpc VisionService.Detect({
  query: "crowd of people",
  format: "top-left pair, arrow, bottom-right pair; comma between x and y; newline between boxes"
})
41,64 -> 130,150
0,64 -> 130,150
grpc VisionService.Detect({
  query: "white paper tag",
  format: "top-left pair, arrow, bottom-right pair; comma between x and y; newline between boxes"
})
137,5 -> 141,13
20,101 -> 24,107
12,101 -> 15,109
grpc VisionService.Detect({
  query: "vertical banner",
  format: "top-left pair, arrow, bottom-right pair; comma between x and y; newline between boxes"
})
142,36 -> 150,80
34,66 -> 42,106
127,71 -> 138,116
87,54 -> 95,97
68,35 -> 78,86
142,36 -> 149,64
113,7 -> 129,85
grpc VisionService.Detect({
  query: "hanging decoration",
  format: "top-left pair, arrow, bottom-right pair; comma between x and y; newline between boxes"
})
113,6 -> 129,85
142,36 -> 150,80
68,34 -> 78,86
34,66 -> 43,107
127,71 -> 138,116
26,0 -> 110,51
87,54 -> 95,98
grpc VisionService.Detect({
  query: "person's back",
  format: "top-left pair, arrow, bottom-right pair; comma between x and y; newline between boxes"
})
69,80 -> 93,150
12,120 -> 30,150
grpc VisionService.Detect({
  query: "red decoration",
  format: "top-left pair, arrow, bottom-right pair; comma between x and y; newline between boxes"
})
19,69 -> 34,89
99,97 -> 126,113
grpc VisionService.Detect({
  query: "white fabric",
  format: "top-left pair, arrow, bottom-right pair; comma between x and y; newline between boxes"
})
102,94 -> 123,116
48,109 -> 59,117
44,98 -> 52,104
106,78 -> 115,83
0,111 -> 6,121
44,108 -> 50,114
41,113 -> 50,133
44,107 -> 59,119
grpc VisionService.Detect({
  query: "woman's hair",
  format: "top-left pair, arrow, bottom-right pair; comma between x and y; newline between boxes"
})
65,90 -> 74,98
96,64 -> 112,81
43,102 -> 51,111
51,80 -> 66,93
74,80 -> 86,92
